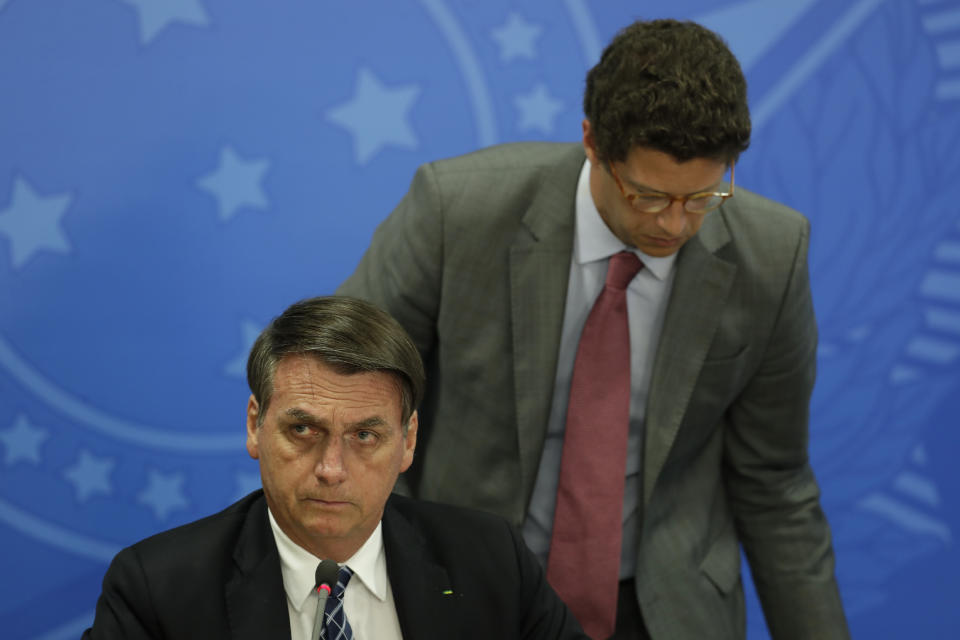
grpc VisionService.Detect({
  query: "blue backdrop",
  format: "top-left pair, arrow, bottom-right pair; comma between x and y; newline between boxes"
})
1,1 -> 958,638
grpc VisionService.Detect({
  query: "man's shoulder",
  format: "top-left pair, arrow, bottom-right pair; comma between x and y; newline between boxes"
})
699,186 -> 810,260
386,493 -> 513,539
721,186 -> 807,227
383,494 -> 525,582
427,141 -> 583,177
397,142 -> 583,231
125,490 -> 264,563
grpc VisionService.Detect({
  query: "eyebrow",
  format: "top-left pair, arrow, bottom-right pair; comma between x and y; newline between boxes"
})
282,407 -> 387,429
284,407 -> 322,424
351,416 -> 388,430
623,176 -> 724,196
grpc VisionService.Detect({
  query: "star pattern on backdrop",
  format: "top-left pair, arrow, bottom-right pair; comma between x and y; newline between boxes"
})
0,414 -> 48,466
196,146 -> 271,221
327,68 -> 421,165
515,83 -> 564,134
223,319 -> 262,377
137,469 -> 189,520
63,450 -> 115,502
0,175 -> 73,270
491,12 -> 543,62
120,0 -> 210,45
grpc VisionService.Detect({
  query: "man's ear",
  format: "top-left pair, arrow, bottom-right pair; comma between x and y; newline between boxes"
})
400,410 -> 418,472
246,395 -> 261,460
582,118 -> 600,165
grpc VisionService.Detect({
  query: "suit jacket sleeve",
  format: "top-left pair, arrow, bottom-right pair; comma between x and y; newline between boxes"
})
467,508 -> 589,639
385,495 -> 587,639
509,518 -> 589,640
83,546 -> 163,640
338,162 -> 445,496
338,161 -> 444,360
723,218 -> 849,638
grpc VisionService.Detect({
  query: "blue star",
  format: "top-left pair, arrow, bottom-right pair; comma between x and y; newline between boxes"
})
223,319 -> 262,378
515,84 -> 564,135
0,175 -> 72,270
327,68 -> 421,165
196,146 -> 270,221
234,471 -> 261,501
491,13 -> 543,62
0,414 -> 48,465
63,450 -> 115,502
137,469 -> 189,521
120,0 -> 210,45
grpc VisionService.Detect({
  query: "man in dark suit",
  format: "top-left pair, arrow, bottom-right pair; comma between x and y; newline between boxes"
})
337,19 -> 849,640
83,296 -> 586,639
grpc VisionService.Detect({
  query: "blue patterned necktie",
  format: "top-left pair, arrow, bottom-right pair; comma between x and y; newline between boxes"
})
320,565 -> 354,640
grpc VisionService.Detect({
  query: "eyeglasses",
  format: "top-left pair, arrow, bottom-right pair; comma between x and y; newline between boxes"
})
608,162 -> 735,214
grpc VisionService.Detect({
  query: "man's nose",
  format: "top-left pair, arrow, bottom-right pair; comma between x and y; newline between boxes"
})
314,439 -> 347,483
656,200 -> 688,236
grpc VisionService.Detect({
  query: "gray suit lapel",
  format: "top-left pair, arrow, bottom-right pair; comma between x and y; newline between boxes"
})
643,213 -> 736,506
509,145 -> 583,498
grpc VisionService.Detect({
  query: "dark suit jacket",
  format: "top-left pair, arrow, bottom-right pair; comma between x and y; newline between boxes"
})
83,490 -> 586,639
337,142 -> 850,639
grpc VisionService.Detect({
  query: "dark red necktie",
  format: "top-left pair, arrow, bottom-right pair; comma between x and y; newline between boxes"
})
547,250 -> 642,639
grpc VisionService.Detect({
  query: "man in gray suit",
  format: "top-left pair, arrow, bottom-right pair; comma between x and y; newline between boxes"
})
338,19 -> 849,640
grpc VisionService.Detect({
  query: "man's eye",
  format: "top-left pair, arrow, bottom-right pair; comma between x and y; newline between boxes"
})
356,430 -> 378,443
291,425 -> 312,435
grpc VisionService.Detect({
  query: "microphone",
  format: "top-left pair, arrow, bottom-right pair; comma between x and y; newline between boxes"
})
312,559 -> 341,640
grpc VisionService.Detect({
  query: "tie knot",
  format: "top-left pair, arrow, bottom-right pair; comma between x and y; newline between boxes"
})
333,565 -> 353,598
605,251 -> 643,290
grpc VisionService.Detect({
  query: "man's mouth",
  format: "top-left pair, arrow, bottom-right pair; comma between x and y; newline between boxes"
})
646,235 -> 679,245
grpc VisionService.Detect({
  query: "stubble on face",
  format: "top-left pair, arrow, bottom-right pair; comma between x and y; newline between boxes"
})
246,356 -> 416,560
582,119 -> 727,257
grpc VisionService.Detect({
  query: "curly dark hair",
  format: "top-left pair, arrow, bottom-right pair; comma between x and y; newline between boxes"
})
584,19 -> 751,164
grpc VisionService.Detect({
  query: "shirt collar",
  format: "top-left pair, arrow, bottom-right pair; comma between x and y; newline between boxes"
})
574,158 -> 677,281
268,508 -> 389,613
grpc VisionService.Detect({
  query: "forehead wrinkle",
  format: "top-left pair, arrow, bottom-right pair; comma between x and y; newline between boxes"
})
272,357 -> 404,425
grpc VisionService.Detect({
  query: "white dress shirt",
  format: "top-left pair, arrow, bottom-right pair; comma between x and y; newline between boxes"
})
521,157 -> 677,579
268,509 -> 404,640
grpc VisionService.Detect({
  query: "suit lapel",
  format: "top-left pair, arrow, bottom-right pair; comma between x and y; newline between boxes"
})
510,145 -> 584,500
643,215 -> 736,506
382,502 -> 459,639
225,494 -> 291,640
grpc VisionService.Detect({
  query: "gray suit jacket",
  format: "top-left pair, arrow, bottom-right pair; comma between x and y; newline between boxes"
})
338,142 -> 849,639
